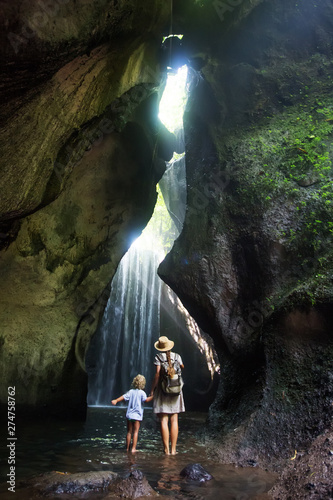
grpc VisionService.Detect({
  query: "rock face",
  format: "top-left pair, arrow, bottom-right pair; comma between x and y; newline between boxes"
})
0,0 -> 169,220
159,0 -> 333,468
0,0 -> 171,416
269,424 -> 333,499
22,470 -> 118,496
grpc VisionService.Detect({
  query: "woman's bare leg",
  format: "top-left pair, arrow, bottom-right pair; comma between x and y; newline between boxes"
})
126,420 -> 133,452
131,420 -> 141,452
159,413 -> 170,454
170,413 -> 178,455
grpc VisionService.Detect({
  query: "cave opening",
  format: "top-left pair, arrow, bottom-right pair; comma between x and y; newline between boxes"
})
86,64 -> 219,411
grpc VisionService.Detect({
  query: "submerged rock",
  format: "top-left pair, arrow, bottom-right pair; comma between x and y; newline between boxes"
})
180,463 -> 213,482
22,470 -> 117,495
107,469 -> 158,498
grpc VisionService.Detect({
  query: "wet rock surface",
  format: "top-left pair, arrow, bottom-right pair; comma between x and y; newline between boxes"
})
21,470 -> 118,495
269,424 -> 333,499
180,463 -> 213,482
16,469 -> 158,498
107,470 -> 158,498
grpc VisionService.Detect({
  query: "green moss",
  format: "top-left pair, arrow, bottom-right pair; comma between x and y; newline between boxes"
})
286,259 -> 333,309
222,95 -> 333,252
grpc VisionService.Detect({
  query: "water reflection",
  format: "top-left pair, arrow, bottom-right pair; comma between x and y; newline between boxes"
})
0,408 -> 276,499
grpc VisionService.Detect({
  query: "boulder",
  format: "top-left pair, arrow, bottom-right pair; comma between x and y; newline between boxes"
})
21,470 -> 117,495
107,469 -> 158,498
180,463 -> 213,482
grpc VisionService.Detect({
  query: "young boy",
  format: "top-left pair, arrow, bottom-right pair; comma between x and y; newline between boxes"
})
111,374 -> 153,453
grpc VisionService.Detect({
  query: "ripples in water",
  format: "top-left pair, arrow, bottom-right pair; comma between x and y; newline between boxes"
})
0,407 -> 276,499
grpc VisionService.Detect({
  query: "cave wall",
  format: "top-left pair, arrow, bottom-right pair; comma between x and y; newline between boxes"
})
159,0 -> 333,467
0,0 -> 172,417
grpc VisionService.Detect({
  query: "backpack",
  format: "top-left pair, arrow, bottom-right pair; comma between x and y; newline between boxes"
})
157,353 -> 184,396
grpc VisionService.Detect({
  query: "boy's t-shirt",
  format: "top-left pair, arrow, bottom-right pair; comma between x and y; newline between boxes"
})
123,388 -> 147,421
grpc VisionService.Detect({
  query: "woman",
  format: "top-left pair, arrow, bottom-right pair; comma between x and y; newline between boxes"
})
150,336 -> 185,455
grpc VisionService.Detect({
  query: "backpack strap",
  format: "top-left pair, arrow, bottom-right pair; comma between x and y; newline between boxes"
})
156,353 -> 165,365
156,352 -> 176,364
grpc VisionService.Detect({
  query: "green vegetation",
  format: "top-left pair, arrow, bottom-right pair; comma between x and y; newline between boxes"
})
224,95 -> 333,252
281,253 -> 333,310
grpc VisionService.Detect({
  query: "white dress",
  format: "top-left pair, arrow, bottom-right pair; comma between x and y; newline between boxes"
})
153,352 -> 185,414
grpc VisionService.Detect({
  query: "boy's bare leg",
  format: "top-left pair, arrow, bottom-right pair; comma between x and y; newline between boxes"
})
131,420 -> 141,452
126,420 -> 133,452
159,413 -> 170,454
170,413 -> 178,455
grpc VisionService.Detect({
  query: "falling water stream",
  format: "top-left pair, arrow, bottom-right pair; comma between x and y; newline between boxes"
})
87,196 -> 177,404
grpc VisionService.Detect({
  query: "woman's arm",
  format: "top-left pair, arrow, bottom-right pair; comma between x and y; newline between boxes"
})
111,395 -> 125,405
178,353 -> 184,370
149,365 -> 161,396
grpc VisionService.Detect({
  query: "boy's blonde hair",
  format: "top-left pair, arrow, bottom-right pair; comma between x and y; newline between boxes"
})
132,374 -> 146,390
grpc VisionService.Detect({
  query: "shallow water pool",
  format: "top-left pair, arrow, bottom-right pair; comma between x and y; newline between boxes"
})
0,407 -> 276,499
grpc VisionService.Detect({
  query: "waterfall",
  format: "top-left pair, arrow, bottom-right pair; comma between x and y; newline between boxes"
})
86,65 -> 219,407
87,240 -> 166,405
87,185 -> 180,404
87,156 -> 187,406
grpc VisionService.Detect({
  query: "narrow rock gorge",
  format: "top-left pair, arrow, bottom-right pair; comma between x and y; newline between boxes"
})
0,0 -> 332,495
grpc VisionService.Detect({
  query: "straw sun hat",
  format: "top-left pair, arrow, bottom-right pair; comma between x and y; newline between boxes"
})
154,336 -> 174,351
